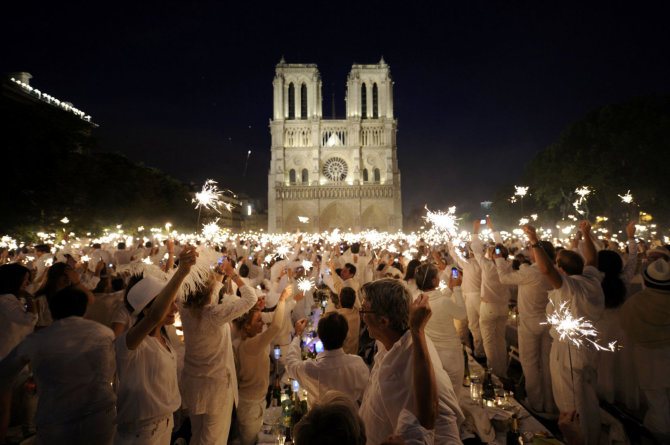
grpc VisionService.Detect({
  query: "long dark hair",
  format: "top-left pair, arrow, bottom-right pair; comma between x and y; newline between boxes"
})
598,250 -> 626,308
0,263 -> 30,295
34,262 -> 68,298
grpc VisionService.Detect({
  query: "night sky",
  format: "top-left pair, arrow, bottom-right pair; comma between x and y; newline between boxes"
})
4,1 -> 670,218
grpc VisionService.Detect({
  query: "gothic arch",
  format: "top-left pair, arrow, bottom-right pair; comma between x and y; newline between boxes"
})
362,204 -> 389,231
319,202 -> 354,231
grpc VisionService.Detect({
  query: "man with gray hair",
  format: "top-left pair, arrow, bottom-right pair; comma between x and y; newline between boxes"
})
358,278 -> 464,445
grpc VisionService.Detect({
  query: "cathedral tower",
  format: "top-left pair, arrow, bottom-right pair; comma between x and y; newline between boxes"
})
268,58 -> 402,232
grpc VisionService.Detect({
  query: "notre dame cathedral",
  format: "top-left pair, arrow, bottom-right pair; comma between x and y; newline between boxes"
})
267,57 -> 403,233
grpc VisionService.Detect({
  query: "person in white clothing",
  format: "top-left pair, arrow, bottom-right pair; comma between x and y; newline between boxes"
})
523,222 -> 604,445
0,287 -> 116,445
114,247 -> 197,445
286,311 -> 369,404
178,259 -> 257,445
358,278 -> 463,445
0,263 -> 38,444
414,262 -> 466,391
494,241 -> 556,414
471,218 -> 511,378
447,244 -> 484,358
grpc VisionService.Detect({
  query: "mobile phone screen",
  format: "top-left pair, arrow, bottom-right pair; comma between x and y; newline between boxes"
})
451,268 -> 458,279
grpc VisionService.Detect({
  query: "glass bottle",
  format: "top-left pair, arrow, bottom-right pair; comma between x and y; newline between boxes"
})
462,344 -> 471,387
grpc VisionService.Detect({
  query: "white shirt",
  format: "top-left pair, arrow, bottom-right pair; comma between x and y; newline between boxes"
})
449,247 -> 482,295
284,337 -> 369,404
495,260 -> 552,320
0,294 -> 38,360
424,287 -> 467,350
359,331 -> 464,445
115,330 -> 181,424
471,232 -> 511,305
16,317 -> 115,426
547,266 -> 605,368
178,283 -> 257,413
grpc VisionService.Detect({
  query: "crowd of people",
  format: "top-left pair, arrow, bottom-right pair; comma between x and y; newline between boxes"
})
0,217 -> 669,445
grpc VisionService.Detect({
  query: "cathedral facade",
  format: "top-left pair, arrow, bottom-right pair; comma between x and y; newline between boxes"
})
267,58 -> 403,233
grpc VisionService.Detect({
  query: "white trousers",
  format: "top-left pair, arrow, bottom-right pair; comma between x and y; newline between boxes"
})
550,341 -> 600,445
236,396 -> 266,445
464,291 -> 484,357
518,316 -> 555,413
189,393 -> 234,445
115,415 -> 173,445
436,346 -> 465,392
479,301 -> 508,378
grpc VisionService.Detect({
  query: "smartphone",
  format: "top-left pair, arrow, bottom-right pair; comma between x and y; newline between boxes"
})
108,263 -> 114,268
480,219 -> 487,224
495,247 -> 501,255
314,340 -> 324,354
217,256 -> 224,264
393,258 -> 399,262
248,256 -> 253,261
451,267 -> 458,279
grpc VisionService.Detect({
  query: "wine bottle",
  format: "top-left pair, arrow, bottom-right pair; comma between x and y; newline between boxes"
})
272,375 -> 282,407
291,390 -> 304,426
482,368 -> 496,400
506,414 -> 522,445
462,344 -> 471,387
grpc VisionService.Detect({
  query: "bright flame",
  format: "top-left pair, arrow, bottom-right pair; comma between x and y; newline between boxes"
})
298,216 -> 310,223
618,190 -> 633,204
423,205 -> 459,236
301,260 -> 313,271
543,302 -> 617,352
193,179 -> 223,213
514,185 -> 529,197
297,278 -> 315,293
60,217 -> 69,224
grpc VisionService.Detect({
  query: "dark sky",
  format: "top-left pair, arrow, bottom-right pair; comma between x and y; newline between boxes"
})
4,1 -> 670,217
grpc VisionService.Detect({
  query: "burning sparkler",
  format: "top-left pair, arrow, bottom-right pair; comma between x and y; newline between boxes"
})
193,180 -> 223,213
543,301 -> 616,352
297,277 -> 315,293
618,190 -> 634,204
573,186 -> 593,216
298,216 -> 310,223
202,219 -> 221,240
301,259 -> 313,271
423,206 -> 459,236
60,217 -> 69,224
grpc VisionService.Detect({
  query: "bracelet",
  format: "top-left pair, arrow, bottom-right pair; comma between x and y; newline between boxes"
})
531,242 -> 542,248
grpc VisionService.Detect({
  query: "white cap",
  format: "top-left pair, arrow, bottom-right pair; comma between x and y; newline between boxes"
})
127,276 -> 167,316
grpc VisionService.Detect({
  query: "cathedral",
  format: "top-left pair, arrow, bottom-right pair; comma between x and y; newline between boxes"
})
267,58 -> 403,233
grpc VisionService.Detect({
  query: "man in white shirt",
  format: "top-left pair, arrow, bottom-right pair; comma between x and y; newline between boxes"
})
495,242 -> 556,414
470,218 -> 511,378
523,221 -> 604,445
328,260 -> 361,308
0,287 -> 116,445
286,311 -> 369,404
358,279 -> 463,445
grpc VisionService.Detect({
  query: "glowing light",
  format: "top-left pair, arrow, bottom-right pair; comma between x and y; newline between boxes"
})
81,255 -> 90,262
618,190 -> 633,204
142,257 -> 153,264
264,254 -> 274,264
297,277 -> 315,293
531,214 -> 538,221
514,186 -> 529,197
438,280 -> 448,292
44,258 -> 53,267
423,205 -> 459,236
202,220 -> 221,240
276,245 -> 290,258
301,260 -> 313,271
60,217 -> 69,224
519,218 -> 529,226
543,301 -> 617,352
193,180 -> 223,213
298,216 -> 310,223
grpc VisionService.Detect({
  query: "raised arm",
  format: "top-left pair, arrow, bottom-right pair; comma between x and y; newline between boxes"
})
523,225 -> 562,289
126,246 -> 197,350
247,284 -> 293,353
580,220 -> 597,268
410,293 -> 437,430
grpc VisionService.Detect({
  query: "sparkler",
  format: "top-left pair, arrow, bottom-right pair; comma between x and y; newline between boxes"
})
60,217 -> 69,224
202,219 -> 221,240
81,255 -> 90,263
437,280 -> 448,292
301,259 -> 313,271
573,186 -> 593,217
193,180 -> 223,213
618,190 -> 633,204
514,186 -> 529,197
298,216 -> 309,223
423,205 -> 459,236
297,277 -> 315,293
276,245 -> 290,258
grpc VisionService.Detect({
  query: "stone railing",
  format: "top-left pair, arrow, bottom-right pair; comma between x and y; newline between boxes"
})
320,120 -> 349,147
276,184 -> 395,200
284,124 -> 311,147
360,122 -> 385,146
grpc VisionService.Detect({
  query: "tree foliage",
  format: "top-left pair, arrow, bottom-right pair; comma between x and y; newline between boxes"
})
495,95 -> 670,227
